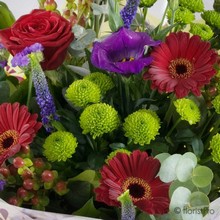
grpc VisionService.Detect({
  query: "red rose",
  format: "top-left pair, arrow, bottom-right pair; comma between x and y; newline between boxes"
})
0,9 -> 74,70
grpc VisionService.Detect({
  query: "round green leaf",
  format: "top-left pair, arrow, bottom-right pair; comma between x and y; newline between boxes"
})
182,152 -> 198,166
192,166 -> 214,188
158,154 -> 182,182
189,191 -> 209,209
155,152 -> 170,163
176,157 -> 196,182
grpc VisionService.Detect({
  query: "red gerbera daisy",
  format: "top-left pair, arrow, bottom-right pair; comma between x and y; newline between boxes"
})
94,150 -> 170,215
145,32 -> 217,98
0,103 -> 42,165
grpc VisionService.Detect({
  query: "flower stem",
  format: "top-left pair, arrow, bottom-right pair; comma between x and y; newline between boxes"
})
26,71 -> 33,109
142,7 -> 148,32
199,155 -> 212,164
164,94 -> 176,126
166,118 -> 181,138
156,3 -> 169,34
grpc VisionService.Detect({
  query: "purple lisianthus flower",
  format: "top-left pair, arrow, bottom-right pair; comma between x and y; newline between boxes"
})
91,27 -> 160,75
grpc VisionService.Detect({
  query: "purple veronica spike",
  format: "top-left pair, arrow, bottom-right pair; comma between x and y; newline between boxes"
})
120,0 -> 140,28
91,27 -> 160,75
0,180 -> 6,191
0,43 -> 4,49
11,43 -> 43,67
30,53 -> 59,132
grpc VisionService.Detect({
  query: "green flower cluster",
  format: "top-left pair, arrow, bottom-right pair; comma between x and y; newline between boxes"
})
201,10 -> 220,29
179,0 -> 204,12
139,0 -> 157,7
43,131 -> 78,162
210,133 -> 220,164
189,23 -> 214,40
123,109 -> 160,146
167,7 -> 195,24
105,149 -> 131,164
84,72 -> 114,95
174,98 -> 201,125
80,103 -> 120,139
65,79 -> 101,108
212,94 -> 220,114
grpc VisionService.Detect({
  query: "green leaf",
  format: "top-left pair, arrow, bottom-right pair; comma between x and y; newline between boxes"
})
192,166 -> 214,188
68,170 -> 96,186
189,191 -> 209,209
0,1 -> 15,29
155,153 -> 170,163
0,81 -> 10,103
107,0 -> 123,32
158,154 -> 182,182
74,198 -> 101,218
191,137 -> 204,157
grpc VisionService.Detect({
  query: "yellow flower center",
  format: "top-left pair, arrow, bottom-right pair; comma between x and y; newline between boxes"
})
0,130 -> 19,154
169,58 -> 194,79
121,57 -> 135,62
122,177 -> 151,202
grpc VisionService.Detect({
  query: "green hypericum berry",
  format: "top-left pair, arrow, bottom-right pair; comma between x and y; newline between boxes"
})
139,0 -> 157,8
212,94 -> 220,114
123,109 -> 160,146
167,7 -> 195,24
84,72 -> 114,95
201,10 -> 220,29
65,79 -> 101,108
209,133 -> 220,164
105,149 -> 131,164
189,23 -> 214,40
174,98 -> 201,125
43,131 -> 78,162
179,0 -> 204,12
80,103 -> 120,139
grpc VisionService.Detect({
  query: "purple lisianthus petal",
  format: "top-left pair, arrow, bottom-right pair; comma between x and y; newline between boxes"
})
0,60 -> 7,68
91,27 -> 160,75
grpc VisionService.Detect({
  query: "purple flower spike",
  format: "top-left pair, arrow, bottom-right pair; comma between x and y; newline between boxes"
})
0,180 -> 6,191
120,0 -> 140,28
91,27 -> 160,76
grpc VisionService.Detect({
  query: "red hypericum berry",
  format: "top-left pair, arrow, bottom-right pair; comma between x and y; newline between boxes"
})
8,196 -> 19,206
17,187 -> 28,199
23,178 -> 34,190
208,86 -> 217,97
21,169 -> 33,180
41,170 -> 54,182
13,157 -> 25,168
8,164 -> 18,175
55,181 -> 67,192
33,158 -> 45,169
21,145 -> 30,154
0,167 -> 10,178
31,195 -> 39,206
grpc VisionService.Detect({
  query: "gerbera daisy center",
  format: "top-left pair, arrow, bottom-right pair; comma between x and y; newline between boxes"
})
122,177 -> 151,202
169,58 -> 194,79
0,130 -> 19,153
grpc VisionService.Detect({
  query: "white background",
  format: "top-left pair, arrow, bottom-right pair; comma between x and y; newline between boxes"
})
0,0 -> 214,20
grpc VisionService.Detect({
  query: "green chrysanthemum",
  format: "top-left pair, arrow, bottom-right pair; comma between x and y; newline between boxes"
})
209,133 -> 220,164
84,72 -> 114,95
201,10 -> 220,29
212,94 -> 220,114
123,109 -> 160,146
179,0 -> 204,12
105,149 -> 131,164
80,103 -> 120,139
167,7 -> 195,24
174,98 -> 201,125
43,131 -> 78,162
139,0 -> 157,7
189,23 -> 214,41
65,79 -> 101,108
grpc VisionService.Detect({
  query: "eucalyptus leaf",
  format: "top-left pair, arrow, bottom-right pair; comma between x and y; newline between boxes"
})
192,166 -> 214,188
91,3 -> 108,15
67,65 -> 90,76
189,191 -> 209,208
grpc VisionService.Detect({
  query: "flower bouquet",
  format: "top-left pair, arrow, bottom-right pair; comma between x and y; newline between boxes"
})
0,0 -> 220,219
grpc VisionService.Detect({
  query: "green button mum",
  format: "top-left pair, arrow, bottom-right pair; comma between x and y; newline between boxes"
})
209,133 -> 220,164
189,23 -> 214,41
167,7 -> 195,24
65,79 -> 101,108
43,131 -> 78,162
179,0 -> 204,12
123,109 -> 160,146
84,72 -> 114,95
80,103 -> 120,139
139,0 -> 157,8
174,98 -> 201,125
201,10 -> 220,29
212,94 -> 220,114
